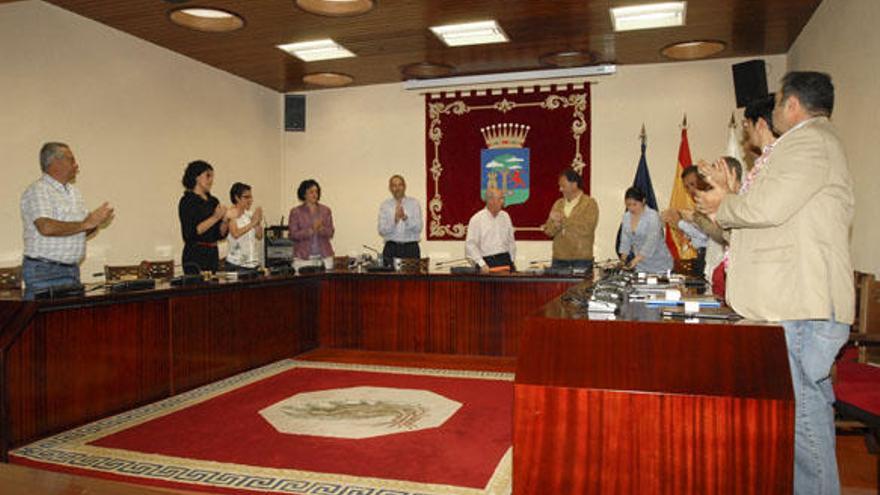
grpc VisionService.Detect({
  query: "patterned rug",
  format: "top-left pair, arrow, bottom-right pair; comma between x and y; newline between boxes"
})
10,360 -> 513,495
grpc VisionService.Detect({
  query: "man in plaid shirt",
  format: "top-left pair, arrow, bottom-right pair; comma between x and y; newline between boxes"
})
20,142 -> 113,299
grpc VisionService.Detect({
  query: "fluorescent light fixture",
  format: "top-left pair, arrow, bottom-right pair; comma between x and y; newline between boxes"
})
430,20 -> 508,47
276,39 -> 355,62
610,2 -> 686,32
403,64 -> 616,90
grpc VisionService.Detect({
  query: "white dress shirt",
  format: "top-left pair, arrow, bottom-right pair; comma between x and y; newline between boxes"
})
377,196 -> 422,243
20,174 -> 88,264
465,208 -> 516,267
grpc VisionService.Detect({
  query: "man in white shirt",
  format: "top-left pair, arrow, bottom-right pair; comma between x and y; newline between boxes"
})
377,175 -> 422,265
465,188 -> 516,272
20,142 -> 113,299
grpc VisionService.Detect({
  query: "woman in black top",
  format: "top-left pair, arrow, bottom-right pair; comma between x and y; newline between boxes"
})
178,160 -> 228,274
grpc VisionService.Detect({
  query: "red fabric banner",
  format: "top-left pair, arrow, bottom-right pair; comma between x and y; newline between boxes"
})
425,84 -> 591,240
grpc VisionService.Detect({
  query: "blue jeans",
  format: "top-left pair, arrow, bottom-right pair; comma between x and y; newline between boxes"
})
550,258 -> 593,271
781,318 -> 849,495
22,257 -> 80,300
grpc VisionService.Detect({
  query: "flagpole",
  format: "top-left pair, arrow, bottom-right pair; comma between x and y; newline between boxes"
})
680,113 -> 688,129
639,123 -> 647,147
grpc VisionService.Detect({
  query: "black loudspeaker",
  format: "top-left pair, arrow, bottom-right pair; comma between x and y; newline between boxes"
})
284,94 -> 306,132
732,60 -> 768,108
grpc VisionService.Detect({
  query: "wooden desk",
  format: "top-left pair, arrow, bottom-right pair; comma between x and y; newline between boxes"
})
0,271 -> 578,459
513,297 -> 795,494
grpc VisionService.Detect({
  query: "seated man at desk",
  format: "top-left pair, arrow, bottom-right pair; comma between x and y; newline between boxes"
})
465,187 -> 516,272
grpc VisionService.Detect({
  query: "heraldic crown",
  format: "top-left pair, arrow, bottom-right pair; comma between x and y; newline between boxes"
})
481,123 -> 530,149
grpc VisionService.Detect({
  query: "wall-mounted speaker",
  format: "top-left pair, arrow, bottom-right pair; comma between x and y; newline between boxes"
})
284,94 -> 306,132
732,60 -> 768,108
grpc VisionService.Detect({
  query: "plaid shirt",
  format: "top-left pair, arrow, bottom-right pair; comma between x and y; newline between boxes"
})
20,174 -> 88,264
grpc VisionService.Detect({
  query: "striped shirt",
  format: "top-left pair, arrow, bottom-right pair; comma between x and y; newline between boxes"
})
20,174 -> 88,264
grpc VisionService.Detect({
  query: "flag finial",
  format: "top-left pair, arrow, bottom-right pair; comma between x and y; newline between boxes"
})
639,123 -> 647,146
729,112 -> 736,128
680,113 -> 688,129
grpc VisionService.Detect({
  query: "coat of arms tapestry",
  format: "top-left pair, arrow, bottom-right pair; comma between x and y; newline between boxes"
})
425,83 -> 591,240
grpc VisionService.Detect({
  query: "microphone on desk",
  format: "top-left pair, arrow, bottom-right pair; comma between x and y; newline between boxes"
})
362,244 -> 381,256
434,258 -> 471,267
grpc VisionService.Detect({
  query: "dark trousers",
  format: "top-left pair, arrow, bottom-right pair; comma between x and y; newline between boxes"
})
482,252 -> 515,271
382,241 -> 420,266
182,244 -> 219,274
692,247 -> 707,278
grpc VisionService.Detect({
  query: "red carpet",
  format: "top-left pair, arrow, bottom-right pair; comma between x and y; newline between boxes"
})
10,360 -> 513,495
836,347 -> 880,418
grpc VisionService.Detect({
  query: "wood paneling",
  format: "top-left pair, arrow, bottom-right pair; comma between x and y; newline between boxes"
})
170,281 -> 319,393
5,300 -> 170,449
513,315 -> 795,494
318,275 -> 430,352
428,278 -> 574,356
319,274 -> 576,356
39,0 -> 823,92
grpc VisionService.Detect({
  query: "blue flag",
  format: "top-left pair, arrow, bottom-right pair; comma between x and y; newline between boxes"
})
616,140 -> 658,254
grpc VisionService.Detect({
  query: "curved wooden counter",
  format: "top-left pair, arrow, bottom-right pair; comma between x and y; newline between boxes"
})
0,270 -> 579,458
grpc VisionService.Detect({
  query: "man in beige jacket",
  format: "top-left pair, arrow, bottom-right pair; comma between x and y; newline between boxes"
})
543,169 -> 599,271
697,71 -> 854,495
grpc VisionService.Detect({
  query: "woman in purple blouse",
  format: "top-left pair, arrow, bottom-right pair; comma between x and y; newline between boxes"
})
288,179 -> 334,267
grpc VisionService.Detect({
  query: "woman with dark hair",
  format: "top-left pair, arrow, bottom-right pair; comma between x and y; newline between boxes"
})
617,187 -> 672,273
288,179 -> 334,268
178,160 -> 228,274
225,182 -> 263,272
542,169 -> 599,271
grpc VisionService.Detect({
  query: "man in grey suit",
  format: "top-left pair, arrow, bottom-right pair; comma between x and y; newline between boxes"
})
697,71 -> 854,495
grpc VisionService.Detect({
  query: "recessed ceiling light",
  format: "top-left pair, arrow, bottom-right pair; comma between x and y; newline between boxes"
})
401,62 -> 455,79
610,2 -> 686,32
539,50 -> 600,68
302,72 -> 354,87
661,40 -> 726,60
430,20 -> 509,47
168,7 -> 245,32
277,39 -> 356,62
296,0 -> 375,17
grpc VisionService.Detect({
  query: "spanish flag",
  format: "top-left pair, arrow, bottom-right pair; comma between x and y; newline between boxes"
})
665,118 -> 696,260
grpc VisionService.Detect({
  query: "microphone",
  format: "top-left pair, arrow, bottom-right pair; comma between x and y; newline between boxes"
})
362,244 -> 381,256
435,258 -> 471,267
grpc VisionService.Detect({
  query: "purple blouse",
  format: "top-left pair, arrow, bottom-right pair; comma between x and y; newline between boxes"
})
288,203 -> 335,259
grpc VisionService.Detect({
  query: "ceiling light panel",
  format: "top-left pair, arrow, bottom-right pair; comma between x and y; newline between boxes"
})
430,20 -> 508,47
276,39 -> 355,62
610,2 -> 686,32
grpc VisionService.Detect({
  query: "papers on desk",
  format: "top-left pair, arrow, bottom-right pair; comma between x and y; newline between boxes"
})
644,296 -> 721,308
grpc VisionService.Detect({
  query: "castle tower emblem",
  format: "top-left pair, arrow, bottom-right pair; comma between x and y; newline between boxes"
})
480,123 -> 531,206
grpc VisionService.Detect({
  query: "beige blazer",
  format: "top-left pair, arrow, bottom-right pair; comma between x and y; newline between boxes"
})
716,117 -> 854,323
543,194 -> 599,260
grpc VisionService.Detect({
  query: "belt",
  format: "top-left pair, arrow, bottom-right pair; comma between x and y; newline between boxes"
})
386,241 -> 419,245
195,242 -> 218,248
24,255 -> 77,268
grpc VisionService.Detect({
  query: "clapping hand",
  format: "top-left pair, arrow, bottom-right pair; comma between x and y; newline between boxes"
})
213,204 -> 228,221
660,208 -> 681,224
85,202 -> 114,229
395,203 -> 406,222
253,206 -> 263,224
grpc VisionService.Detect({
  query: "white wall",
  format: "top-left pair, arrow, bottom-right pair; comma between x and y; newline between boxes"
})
0,1 -> 282,279
787,0 -> 880,275
283,55 -> 787,265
